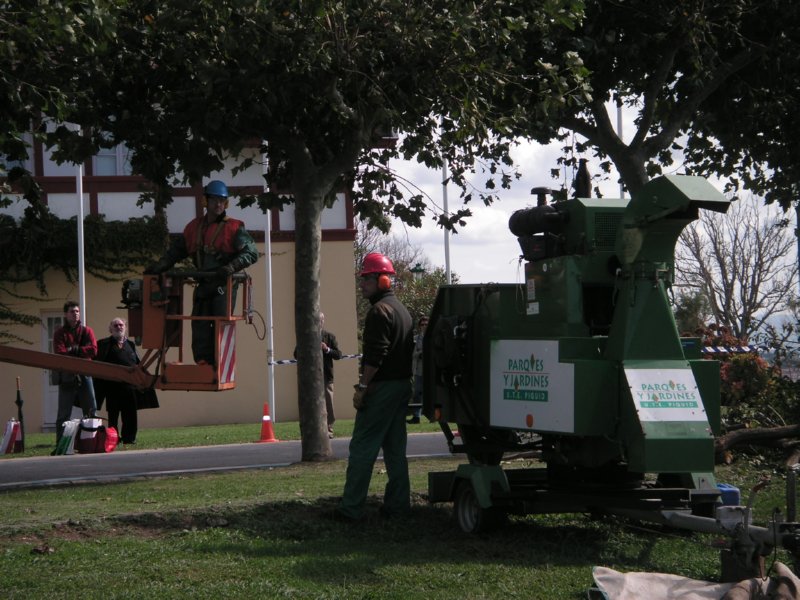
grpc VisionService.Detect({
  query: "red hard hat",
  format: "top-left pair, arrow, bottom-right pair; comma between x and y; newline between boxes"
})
360,252 -> 395,276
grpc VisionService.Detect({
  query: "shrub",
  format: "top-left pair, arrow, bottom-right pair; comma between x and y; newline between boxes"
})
719,353 -> 773,407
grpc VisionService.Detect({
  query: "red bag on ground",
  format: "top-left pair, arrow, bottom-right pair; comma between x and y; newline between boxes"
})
104,426 -> 119,453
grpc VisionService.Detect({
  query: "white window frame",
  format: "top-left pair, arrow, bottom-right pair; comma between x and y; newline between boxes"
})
93,143 -> 133,176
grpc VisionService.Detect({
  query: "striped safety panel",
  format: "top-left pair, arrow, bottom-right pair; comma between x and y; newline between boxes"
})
219,322 -> 236,384
702,346 -> 764,354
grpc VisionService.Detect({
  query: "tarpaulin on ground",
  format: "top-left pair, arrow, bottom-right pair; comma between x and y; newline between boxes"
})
590,561 -> 800,600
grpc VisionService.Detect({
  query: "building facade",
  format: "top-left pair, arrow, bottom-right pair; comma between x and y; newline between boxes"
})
0,140 -> 361,432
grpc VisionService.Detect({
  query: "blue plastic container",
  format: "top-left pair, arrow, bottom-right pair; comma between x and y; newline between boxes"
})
717,483 -> 741,506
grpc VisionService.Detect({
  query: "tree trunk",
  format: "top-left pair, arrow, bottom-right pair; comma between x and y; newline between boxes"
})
284,124 -> 368,461
612,153 -> 648,196
293,182 -> 331,461
582,101 -> 650,197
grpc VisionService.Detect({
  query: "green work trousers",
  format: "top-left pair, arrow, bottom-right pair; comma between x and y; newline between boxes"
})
338,378 -> 412,519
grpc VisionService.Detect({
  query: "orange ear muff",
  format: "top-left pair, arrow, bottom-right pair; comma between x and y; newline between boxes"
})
378,274 -> 391,291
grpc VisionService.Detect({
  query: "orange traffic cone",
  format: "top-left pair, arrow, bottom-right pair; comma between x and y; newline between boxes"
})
257,402 -> 279,443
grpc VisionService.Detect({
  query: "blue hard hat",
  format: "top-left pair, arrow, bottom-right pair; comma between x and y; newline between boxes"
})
203,180 -> 229,198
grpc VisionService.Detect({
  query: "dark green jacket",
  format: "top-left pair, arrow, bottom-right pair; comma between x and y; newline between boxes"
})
362,290 -> 413,381
159,211 -> 258,278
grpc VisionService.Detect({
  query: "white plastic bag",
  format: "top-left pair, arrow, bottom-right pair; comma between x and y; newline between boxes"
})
53,419 -> 80,455
0,419 -> 21,454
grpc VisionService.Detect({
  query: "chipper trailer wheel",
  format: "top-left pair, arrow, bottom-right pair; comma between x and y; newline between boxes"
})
454,480 -> 507,534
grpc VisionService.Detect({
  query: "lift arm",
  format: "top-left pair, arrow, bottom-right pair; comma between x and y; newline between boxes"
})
0,345 -> 157,389
0,271 -> 251,393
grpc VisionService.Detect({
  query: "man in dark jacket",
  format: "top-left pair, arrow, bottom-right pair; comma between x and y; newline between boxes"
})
336,253 -> 414,521
294,312 -> 342,438
320,313 -> 342,438
95,318 -> 142,445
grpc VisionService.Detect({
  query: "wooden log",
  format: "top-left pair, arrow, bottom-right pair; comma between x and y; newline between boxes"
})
715,424 -> 800,463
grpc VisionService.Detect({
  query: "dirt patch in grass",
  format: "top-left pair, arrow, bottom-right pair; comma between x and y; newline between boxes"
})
5,491 -> 402,536
10,519 -> 171,545
7,507 -> 241,547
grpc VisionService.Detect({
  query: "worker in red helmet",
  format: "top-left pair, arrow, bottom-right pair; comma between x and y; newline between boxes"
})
335,252 -> 414,521
145,180 -> 258,364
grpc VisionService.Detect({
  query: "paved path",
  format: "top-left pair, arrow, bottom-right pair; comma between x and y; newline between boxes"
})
0,432 -> 453,491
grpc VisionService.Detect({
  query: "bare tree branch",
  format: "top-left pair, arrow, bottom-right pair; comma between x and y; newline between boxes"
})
675,197 -> 798,340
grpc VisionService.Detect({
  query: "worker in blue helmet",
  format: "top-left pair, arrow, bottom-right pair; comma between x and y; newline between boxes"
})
145,180 -> 258,364
203,180 -> 228,198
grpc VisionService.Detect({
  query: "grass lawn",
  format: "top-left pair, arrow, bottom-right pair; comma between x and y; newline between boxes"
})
0,427 -> 796,599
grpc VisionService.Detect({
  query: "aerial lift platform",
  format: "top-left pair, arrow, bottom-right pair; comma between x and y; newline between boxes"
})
0,271 -> 252,392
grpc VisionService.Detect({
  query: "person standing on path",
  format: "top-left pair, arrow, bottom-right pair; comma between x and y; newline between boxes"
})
95,318 -> 142,445
294,311 -> 342,438
319,312 -> 342,438
407,315 -> 429,424
53,301 -> 98,443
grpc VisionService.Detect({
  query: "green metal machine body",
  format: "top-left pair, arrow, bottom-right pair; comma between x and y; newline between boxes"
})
425,175 -> 730,491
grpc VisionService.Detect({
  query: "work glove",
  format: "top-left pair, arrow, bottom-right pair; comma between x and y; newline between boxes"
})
216,263 -> 236,277
353,384 -> 367,410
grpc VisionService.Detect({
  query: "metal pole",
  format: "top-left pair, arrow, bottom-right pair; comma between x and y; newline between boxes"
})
617,100 -> 625,199
264,214 -> 276,422
15,377 -> 24,452
262,156 -> 276,422
442,159 -> 451,284
76,158 -> 87,318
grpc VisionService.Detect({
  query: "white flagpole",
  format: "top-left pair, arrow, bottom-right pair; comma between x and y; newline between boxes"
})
76,148 -> 87,319
262,154 -> 276,422
617,100 -> 625,199
442,159 -> 451,284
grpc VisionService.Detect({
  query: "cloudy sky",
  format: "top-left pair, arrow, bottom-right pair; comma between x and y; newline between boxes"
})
387,138 -> 627,285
